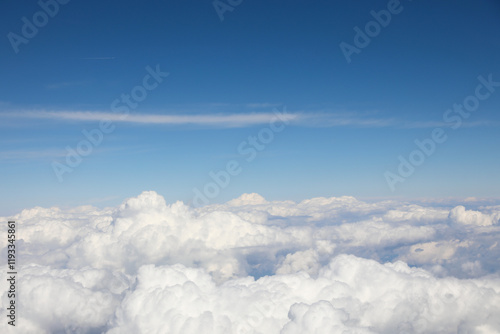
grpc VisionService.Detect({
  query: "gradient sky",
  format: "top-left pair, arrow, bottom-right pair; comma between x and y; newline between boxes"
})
1,0 -> 500,215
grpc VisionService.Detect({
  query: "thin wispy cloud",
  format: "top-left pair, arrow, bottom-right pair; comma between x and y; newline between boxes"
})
1,110 -> 391,128
79,57 -> 116,60
1,110 -> 498,129
2,110 -> 299,128
0,145 -> 142,163
245,103 -> 283,109
0,148 -> 68,162
300,112 -> 397,128
45,81 -> 88,90
399,120 -> 500,129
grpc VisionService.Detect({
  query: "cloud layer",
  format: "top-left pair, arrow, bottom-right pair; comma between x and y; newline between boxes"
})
1,191 -> 500,333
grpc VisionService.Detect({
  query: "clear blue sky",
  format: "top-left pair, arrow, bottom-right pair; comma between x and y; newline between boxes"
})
1,0 -> 500,214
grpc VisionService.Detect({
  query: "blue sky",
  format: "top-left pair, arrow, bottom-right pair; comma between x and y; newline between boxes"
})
1,0 -> 500,214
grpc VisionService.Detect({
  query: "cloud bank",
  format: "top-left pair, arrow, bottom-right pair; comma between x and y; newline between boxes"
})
1,191 -> 500,333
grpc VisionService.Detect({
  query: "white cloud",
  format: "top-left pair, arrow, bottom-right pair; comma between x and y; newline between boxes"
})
3,109 -> 499,129
275,249 -> 320,276
449,205 -> 500,226
1,191 -> 500,333
2,110 -> 298,128
107,256 -> 500,334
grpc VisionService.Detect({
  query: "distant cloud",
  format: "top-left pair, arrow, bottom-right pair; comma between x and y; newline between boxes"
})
79,57 -> 116,60
45,81 -> 88,90
399,120 -> 500,129
3,109 -> 387,128
1,109 -> 498,129
299,112 -> 397,128
0,146 -> 126,162
245,103 -> 282,109
5,110 -> 298,128
0,148 -> 67,162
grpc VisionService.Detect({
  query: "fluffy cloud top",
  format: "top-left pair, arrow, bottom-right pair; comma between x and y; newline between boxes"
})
449,205 -> 500,226
1,191 -> 500,333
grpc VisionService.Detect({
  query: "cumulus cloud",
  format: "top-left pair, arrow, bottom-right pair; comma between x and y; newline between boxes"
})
1,191 -> 500,333
449,205 -> 500,226
106,256 -> 500,334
